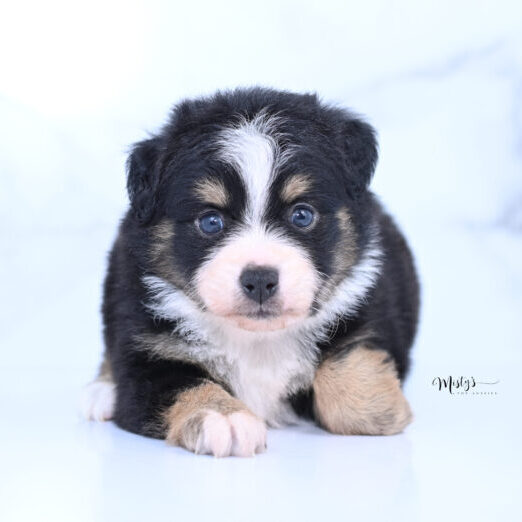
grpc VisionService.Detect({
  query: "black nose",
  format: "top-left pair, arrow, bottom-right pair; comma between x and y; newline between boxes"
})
240,266 -> 279,305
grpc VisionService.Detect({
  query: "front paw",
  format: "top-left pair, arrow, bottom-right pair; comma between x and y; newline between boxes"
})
313,346 -> 413,436
81,379 -> 116,422
183,410 -> 267,457
165,383 -> 267,457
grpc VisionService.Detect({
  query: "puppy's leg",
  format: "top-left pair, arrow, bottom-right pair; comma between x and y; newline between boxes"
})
110,337 -> 267,457
313,346 -> 412,435
81,353 -> 116,422
165,381 -> 267,458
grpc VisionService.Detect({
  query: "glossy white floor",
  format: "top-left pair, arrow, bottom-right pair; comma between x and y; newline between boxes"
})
0,362 -> 520,522
1,222 -> 521,522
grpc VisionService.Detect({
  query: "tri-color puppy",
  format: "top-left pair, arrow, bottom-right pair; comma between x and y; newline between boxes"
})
82,88 -> 420,457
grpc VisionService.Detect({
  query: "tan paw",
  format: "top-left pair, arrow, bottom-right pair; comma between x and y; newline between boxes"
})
165,382 -> 267,457
314,346 -> 413,435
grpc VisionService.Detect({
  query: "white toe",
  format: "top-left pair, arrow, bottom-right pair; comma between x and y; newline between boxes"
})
193,410 -> 267,457
229,411 -> 267,457
81,380 -> 116,421
197,411 -> 233,457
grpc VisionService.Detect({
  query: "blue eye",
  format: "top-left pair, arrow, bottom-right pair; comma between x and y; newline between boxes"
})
198,211 -> 224,235
290,205 -> 315,228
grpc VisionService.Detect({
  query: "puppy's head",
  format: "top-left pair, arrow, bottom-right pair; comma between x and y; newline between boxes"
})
127,89 -> 378,332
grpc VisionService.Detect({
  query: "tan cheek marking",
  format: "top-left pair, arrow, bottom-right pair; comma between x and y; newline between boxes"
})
280,174 -> 312,203
149,219 -> 190,291
149,219 -> 175,266
313,346 -> 413,435
194,177 -> 230,207
316,207 -> 358,303
333,207 -> 357,277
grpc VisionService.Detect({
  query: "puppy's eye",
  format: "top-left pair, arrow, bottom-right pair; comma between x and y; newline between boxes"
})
290,205 -> 315,228
198,211 -> 224,235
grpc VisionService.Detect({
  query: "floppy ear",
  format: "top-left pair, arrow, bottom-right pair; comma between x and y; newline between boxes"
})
341,117 -> 378,199
126,137 -> 161,225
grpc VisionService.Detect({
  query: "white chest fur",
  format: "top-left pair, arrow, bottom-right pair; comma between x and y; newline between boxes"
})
205,327 -> 317,426
159,322 -> 319,426
143,232 -> 383,423
143,276 -> 320,426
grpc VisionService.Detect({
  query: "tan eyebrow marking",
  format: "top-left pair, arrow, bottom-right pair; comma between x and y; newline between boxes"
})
194,177 -> 230,207
280,174 -> 312,203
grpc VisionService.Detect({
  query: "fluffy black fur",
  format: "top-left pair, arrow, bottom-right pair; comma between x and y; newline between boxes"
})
100,87 -> 419,438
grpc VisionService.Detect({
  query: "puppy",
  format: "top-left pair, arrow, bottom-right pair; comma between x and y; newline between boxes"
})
82,88 -> 420,457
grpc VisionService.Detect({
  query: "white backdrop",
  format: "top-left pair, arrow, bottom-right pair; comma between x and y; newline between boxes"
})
1,2 -> 522,521
1,0 -> 521,373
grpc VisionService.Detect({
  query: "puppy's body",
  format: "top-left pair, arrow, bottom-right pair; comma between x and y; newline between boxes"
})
83,88 -> 419,456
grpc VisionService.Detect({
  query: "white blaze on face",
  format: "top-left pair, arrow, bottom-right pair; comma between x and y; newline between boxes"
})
196,113 -> 318,331
218,113 -> 280,225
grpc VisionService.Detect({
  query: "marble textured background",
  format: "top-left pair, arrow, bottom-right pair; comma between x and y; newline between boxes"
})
1,1 -> 521,521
